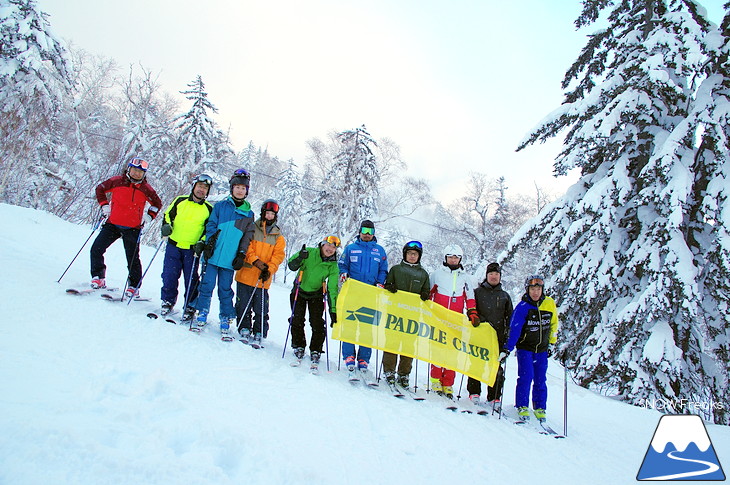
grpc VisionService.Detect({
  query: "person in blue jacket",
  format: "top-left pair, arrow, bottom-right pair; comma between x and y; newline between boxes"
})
502,274 -> 560,422
191,169 -> 255,338
337,220 -> 388,374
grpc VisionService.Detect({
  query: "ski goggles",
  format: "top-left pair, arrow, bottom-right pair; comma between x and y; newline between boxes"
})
527,278 -> 544,287
445,253 -> 462,258
262,200 -> 279,213
193,174 -> 213,185
405,240 -> 423,250
128,157 -> 149,171
360,227 -> 374,235
322,235 -> 341,247
233,168 -> 250,177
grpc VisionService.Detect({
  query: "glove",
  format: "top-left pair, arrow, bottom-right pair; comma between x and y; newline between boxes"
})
193,240 -> 205,257
203,239 -> 216,260
467,308 -> 480,327
299,244 -> 309,260
499,350 -> 510,362
384,282 -> 397,293
339,273 -> 348,284
101,204 -> 111,217
420,291 -> 429,301
143,213 -> 153,226
232,252 -> 246,270
330,312 -> 337,327
161,223 -> 173,237
253,259 -> 268,270
260,268 -> 271,282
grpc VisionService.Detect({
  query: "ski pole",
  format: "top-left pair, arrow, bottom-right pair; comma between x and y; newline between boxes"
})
190,257 -> 209,331
322,282 -> 331,372
495,360 -> 507,419
180,253 -> 200,316
281,270 -> 303,358
56,213 -> 105,283
127,237 -> 164,305
235,277 -> 262,334
563,357 -> 568,437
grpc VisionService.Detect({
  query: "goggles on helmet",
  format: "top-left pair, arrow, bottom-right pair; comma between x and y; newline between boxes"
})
323,235 -> 341,248
129,157 -> 149,171
405,240 -> 423,250
527,278 -> 544,287
193,174 -> 213,185
233,168 -> 250,177
262,200 -> 279,213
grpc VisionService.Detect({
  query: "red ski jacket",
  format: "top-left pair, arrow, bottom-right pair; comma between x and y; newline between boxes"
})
95,175 -> 162,228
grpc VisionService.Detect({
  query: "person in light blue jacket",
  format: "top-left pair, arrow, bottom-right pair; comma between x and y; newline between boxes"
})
337,220 -> 388,373
191,169 -> 254,338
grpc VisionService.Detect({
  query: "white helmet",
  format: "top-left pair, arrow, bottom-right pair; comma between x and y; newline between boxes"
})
443,244 -> 463,260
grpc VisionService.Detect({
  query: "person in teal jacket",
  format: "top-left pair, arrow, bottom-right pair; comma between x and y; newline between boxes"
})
191,169 -> 255,338
287,236 -> 340,365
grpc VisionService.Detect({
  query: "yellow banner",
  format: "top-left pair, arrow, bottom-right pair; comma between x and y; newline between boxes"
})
333,279 -> 499,385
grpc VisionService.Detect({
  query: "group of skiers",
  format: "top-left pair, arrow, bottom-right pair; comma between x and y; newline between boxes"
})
88,158 -> 560,422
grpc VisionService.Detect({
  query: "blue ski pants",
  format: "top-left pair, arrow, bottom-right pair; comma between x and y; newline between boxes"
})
192,263 -> 235,321
515,349 -> 549,410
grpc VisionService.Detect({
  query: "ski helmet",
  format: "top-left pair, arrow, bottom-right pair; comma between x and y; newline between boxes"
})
260,199 -> 279,223
229,168 -> 250,200
320,235 -> 341,248
360,219 -> 375,236
524,274 -> 545,289
126,157 -> 148,183
191,173 -> 213,198
486,262 -> 501,274
402,240 -> 423,263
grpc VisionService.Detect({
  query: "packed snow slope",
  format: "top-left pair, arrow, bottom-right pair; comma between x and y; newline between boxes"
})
0,203 -> 727,484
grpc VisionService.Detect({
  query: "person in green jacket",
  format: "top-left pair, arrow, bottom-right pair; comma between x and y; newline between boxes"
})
382,240 -> 431,390
287,235 -> 341,366
159,174 -> 213,320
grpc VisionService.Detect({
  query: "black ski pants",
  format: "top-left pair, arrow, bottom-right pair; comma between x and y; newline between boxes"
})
289,291 -> 326,353
90,223 -> 142,287
467,364 -> 505,401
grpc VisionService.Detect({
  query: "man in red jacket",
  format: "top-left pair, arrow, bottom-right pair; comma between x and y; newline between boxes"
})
90,158 -> 162,298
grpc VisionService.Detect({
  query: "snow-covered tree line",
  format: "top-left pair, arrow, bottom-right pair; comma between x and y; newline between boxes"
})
1,3 -> 551,301
505,0 -> 730,424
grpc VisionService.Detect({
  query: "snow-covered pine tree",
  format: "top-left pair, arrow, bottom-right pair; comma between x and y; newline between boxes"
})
685,4 -> 730,424
275,159 -> 308,281
310,125 -> 379,238
175,75 -> 233,192
505,0 -> 723,420
0,0 -> 73,203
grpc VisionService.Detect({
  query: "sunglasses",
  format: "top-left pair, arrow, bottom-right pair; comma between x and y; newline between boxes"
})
527,278 -> 544,287
129,158 -> 149,171
360,227 -> 374,235
262,201 -> 279,213
193,174 -> 213,185
405,241 -> 423,250
323,235 -> 341,247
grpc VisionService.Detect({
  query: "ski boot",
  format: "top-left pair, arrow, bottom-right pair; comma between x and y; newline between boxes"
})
220,319 -> 234,341
517,406 -> 530,422
250,333 -> 263,349
181,307 -> 196,323
239,328 -> 251,344
344,355 -> 356,372
90,277 -> 106,289
310,351 -> 321,374
397,373 -> 409,391
442,385 -> 454,400
430,377 -> 443,395
160,301 -> 173,316
533,408 -> 547,422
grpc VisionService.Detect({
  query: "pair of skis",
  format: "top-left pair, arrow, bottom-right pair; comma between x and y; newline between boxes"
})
514,416 -> 565,438
348,368 -> 378,388
66,287 -> 151,303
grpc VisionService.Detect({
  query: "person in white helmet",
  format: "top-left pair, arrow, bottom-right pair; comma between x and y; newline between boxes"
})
427,244 -> 479,399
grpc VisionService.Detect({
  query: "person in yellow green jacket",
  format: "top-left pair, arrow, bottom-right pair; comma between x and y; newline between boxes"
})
234,199 -> 286,347
159,174 -> 213,321
502,274 -> 560,423
286,236 -> 340,366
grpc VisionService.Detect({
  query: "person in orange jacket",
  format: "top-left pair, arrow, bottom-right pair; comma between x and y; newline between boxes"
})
234,199 -> 286,347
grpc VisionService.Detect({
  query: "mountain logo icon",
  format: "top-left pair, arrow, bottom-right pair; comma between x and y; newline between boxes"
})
637,414 -> 725,481
345,307 -> 382,326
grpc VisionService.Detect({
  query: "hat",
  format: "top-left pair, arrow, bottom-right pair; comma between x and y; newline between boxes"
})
486,262 -> 501,274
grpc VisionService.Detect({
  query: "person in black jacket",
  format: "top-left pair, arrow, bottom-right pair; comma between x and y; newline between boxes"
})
468,262 -> 513,406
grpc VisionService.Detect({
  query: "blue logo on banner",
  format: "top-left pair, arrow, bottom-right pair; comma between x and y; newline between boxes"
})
637,414 -> 725,481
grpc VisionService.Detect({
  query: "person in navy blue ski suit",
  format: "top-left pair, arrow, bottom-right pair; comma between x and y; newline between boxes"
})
337,220 -> 388,372
191,170 -> 255,337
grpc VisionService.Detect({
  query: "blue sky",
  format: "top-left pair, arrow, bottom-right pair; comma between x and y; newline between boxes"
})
39,0 -> 726,201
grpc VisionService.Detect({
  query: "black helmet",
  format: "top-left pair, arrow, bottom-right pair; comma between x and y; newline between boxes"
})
229,169 -> 250,200
191,173 -> 213,198
260,199 -> 279,223
402,240 -> 423,263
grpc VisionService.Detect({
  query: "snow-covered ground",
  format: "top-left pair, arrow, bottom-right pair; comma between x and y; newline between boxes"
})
1,203 -> 727,484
